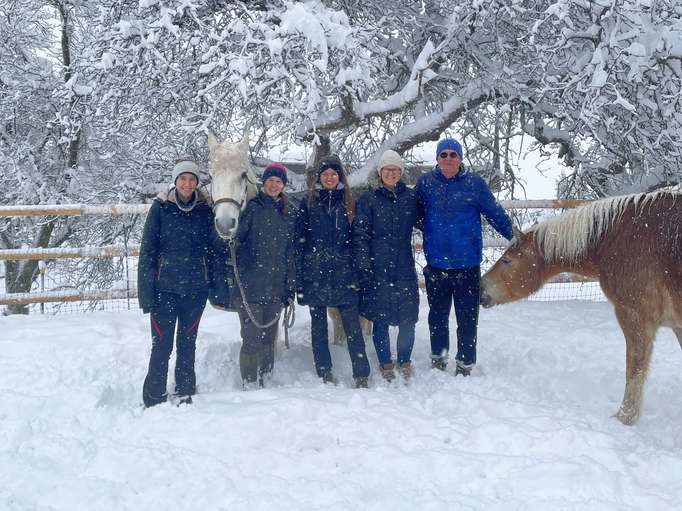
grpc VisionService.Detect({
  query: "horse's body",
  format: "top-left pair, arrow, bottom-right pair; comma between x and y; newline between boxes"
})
480,191 -> 682,425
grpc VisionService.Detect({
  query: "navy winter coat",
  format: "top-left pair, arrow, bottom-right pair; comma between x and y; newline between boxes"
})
353,183 -> 422,325
295,188 -> 359,306
138,189 -> 219,312
231,192 -> 297,305
416,166 -> 513,269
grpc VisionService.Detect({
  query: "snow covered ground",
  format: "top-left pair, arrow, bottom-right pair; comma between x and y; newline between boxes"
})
2,299 -> 682,510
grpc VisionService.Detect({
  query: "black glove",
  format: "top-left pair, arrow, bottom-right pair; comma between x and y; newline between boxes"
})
282,290 -> 294,307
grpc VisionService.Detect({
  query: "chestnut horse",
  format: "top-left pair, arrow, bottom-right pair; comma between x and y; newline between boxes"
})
480,191 -> 682,425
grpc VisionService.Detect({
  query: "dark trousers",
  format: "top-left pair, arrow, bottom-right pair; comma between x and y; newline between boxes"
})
372,321 -> 416,366
423,265 -> 480,366
143,290 -> 207,407
309,303 -> 370,378
237,302 -> 281,384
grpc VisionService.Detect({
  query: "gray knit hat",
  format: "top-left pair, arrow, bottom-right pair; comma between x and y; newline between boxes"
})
377,150 -> 404,174
172,159 -> 200,185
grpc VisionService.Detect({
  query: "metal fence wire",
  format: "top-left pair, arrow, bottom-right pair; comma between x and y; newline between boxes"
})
1,205 -> 606,316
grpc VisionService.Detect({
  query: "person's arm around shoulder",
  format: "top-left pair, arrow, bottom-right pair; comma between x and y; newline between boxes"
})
138,200 -> 163,313
475,175 -> 513,240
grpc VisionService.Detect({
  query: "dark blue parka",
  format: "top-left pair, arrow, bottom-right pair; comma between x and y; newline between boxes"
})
231,191 -> 297,305
138,189 -> 219,312
416,166 -> 513,269
353,183 -> 423,325
295,188 -> 358,306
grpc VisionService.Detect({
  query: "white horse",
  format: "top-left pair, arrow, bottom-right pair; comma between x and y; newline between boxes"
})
207,130 -> 258,240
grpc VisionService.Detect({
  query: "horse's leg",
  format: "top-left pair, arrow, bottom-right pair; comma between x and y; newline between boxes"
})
328,307 -> 346,345
673,328 -> 682,351
359,316 -> 372,338
613,305 -> 656,425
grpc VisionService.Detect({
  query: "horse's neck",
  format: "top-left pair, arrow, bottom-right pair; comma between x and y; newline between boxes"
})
543,250 -> 600,280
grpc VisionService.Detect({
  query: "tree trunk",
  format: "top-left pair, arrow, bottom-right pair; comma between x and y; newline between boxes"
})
3,221 -> 55,315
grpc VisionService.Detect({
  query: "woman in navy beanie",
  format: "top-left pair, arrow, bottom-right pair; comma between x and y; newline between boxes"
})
295,154 -> 371,388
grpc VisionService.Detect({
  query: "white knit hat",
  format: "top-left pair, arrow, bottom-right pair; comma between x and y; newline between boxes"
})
377,150 -> 404,174
172,159 -> 200,185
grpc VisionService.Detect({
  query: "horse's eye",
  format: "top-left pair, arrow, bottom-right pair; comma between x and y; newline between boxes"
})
500,256 -> 511,264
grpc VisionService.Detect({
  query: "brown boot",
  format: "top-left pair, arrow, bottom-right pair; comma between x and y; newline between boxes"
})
398,361 -> 413,381
380,362 -> 396,382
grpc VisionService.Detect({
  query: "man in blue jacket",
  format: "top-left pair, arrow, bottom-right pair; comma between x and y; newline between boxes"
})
416,138 -> 513,376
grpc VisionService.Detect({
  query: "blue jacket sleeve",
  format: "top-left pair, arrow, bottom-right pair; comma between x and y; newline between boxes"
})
477,178 -> 513,240
137,200 -> 162,312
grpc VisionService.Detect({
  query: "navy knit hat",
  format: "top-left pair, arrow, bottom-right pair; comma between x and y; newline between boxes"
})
318,154 -> 344,180
436,138 -> 463,160
262,162 -> 288,185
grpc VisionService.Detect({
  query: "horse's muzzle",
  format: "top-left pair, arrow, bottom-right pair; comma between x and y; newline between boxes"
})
479,281 -> 495,308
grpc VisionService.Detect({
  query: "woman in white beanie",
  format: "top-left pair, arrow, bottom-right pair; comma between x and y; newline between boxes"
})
353,150 -> 423,382
138,157 -> 224,407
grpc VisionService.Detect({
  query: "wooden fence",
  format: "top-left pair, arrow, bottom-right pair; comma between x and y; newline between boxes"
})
0,199 -> 595,307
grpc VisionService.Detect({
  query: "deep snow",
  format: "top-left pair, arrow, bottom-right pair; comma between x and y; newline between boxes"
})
2,299 -> 682,510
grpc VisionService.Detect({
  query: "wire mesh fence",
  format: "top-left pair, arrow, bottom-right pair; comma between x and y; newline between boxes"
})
1,205 -> 606,316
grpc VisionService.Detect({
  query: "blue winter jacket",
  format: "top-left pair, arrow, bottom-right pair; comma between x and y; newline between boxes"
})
415,166 -> 513,269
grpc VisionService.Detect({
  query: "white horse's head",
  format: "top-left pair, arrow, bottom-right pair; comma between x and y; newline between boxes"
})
208,130 -> 257,239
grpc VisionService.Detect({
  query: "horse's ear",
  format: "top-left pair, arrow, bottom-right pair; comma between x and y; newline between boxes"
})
208,130 -> 219,150
513,225 -> 523,239
238,129 -> 250,150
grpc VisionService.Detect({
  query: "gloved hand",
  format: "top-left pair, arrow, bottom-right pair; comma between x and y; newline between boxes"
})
282,290 -> 295,307
296,288 -> 305,304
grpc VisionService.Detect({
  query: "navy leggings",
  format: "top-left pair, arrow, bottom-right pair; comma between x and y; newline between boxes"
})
143,290 -> 207,407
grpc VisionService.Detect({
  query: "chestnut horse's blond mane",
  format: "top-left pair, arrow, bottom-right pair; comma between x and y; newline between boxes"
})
530,191 -> 678,264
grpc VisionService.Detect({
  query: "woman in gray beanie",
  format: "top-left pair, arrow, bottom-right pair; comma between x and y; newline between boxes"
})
138,158 -> 222,407
353,150 -> 423,382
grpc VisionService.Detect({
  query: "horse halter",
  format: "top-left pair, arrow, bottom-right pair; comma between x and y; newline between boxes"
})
211,170 -> 255,240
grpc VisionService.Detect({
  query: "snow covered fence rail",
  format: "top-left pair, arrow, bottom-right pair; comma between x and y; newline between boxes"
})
0,199 -> 598,309
0,204 -> 150,217
0,288 -> 136,306
0,244 -> 140,261
0,200 -> 589,218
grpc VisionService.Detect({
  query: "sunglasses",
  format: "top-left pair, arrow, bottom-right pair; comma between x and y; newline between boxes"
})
438,151 -> 460,159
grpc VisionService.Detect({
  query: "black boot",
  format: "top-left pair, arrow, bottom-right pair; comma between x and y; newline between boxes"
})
240,347 -> 260,388
258,342 -> 275,387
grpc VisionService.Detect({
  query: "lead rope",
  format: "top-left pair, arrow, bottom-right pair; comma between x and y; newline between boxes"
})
228,238 -> 294,348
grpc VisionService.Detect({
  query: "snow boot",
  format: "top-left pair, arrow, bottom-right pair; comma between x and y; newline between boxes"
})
321,369 -> 338,385
240,348 -> 259,388
399,361 -> 413,381
455,362 -> 472,377
353,376 -> 369,389
380,362 -> 396,382
258,342 -> 275,388
431,357 -> 447,371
